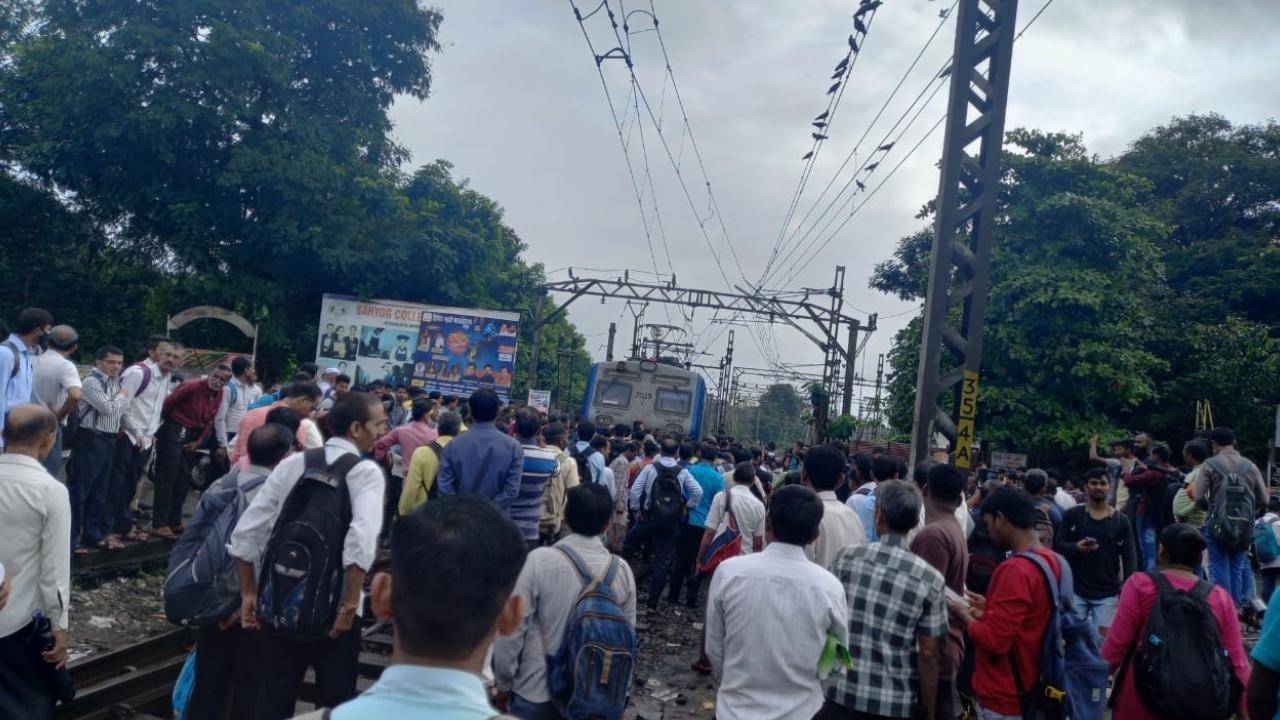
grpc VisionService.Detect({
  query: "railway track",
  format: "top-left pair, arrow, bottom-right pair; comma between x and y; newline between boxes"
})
73,541 -> 175,588
56,623 -> 393,720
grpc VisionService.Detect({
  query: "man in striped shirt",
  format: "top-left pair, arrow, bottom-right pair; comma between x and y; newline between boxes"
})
512,407 -> 559,551
67,346 -> 132,552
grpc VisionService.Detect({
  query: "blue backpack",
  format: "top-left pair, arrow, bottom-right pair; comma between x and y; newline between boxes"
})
1008,551 -> 1109,720
164,468 -> 267,627
247,389 -> 280,410
1255,519 -> 1280,564
544,547 -> 636,720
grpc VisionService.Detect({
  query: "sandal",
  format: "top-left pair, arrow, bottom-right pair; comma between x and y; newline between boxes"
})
125,528 -> 149,542
152,527 -> 177,541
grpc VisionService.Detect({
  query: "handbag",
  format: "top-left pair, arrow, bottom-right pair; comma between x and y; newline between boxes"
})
698,488 -> 743,575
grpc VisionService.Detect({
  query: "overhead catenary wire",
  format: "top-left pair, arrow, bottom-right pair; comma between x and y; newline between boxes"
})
765,0 -> 957,284
775,0 -> 1058,289
759,3 -> 884,286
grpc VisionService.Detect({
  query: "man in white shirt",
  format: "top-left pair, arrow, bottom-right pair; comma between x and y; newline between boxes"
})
0,404 -> 71,720
493,483 -> 638,717
230,391 -> 388,717
802,444 -> 866,569
707,485 -> 849,720
213,356 -> 262,447
30,325 -> 83,476
109,335 -> 179,542
0,308 -> 54,449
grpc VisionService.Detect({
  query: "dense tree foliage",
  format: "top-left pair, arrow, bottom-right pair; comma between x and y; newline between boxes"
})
874,118 -> 1280,462
0,1 -> 587,394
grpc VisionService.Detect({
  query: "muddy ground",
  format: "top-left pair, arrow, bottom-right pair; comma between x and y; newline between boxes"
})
67,572 -> 173,664
626,566 -> 721,720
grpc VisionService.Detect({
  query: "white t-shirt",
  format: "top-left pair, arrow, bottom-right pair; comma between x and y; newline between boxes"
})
30,352 -> 82,417
705,485 -> 767,555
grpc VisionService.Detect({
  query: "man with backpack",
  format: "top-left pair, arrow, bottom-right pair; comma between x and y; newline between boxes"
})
176,423 -> 293,720
0,308 -> 54,448
493,483 -> 638,719
399,410 -> 461,515
569,420 -> 612,498
65,346 -> 131,553
950,485 -> 1108,720
538,422 -> 579,544
625,437 -> 704,615
319,495 -> 528,720
213,356 -> 262,448
1194,426 -> 1269,608
109,335 -> 179,543
229,392 -> 388,719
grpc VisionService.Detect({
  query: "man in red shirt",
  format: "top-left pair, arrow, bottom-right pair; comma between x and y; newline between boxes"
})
152,365 -> 232,539
950,485 -> 1060,720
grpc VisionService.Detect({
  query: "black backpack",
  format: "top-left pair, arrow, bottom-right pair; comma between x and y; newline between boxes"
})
1119,571 -> 1242,720
256,449 -> 360,640
571,444 -> 598,485
647,462 -> 685,527
1204,456 -> 1256,552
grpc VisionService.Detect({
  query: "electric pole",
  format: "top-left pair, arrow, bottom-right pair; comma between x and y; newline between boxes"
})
910,0 -> 1019,469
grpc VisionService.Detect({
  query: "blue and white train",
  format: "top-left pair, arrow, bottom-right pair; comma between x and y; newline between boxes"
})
582,359 -> 707,439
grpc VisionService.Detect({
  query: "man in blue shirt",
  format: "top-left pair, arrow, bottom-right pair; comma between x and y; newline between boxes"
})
668,441 -> 725,608
570,419 -> 611,498
326,495 -> 528,720
0,308 -> 54,448
436,388 -> 524,511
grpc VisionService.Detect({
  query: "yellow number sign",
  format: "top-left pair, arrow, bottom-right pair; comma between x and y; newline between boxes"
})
955,369 -> 979,469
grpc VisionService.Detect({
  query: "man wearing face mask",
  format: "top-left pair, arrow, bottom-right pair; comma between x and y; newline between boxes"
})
151,365 -> 233,540
0,308 -> 55,449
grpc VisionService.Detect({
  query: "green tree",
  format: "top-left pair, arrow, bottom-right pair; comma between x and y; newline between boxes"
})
872,129 -> 1168,461
740,383 -> 808,445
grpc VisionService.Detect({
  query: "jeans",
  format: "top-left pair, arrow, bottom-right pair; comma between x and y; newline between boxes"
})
509,694 -> 563,720
1262,568 -> 1280,605
1204,525 -> 1248,607
187,624 -> 262,720
1072,593 -> 1119,641
253,627 -> 359,720
40,424 -> 64,478
67,429 -> 118,547
1135,514 -> 1158,571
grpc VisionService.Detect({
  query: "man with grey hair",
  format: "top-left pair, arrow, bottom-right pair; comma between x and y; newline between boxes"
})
823,479 -> 947,720
30,325 -> 83,476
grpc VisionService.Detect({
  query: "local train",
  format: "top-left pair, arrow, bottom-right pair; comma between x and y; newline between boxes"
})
582,359 -> 707,439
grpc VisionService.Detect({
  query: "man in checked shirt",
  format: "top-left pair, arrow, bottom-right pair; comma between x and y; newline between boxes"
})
821,479 -> 947,720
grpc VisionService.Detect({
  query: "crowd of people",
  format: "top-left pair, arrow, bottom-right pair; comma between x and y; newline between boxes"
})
1,303 -> 1279,719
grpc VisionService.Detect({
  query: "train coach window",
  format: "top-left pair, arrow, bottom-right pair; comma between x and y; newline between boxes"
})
655,388 -> 692,415
598,381 -> 632,408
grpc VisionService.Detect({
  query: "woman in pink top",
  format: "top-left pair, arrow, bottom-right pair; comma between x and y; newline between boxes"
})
1101,522 -> 1249,719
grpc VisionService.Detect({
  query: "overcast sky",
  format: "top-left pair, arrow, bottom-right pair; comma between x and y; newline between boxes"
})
390,0 -> 1280,409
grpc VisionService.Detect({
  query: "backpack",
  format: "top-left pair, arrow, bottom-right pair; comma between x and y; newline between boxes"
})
1117,571 -> 1242,720
647,462 -> 685,527
63,373 -> 109,450
2,339 -> 21,381
257,449 -> 360,640
247,389 -> 281,410
543,547 -> 636,720
1255,518 -> 1280,565
1008,551 -> 1109,720
422,441 -> 444,501
1033,500 -> 1056,548
571,444 -> 598,485
163,467 -> 268,627
127,361 -> 154,397
966,511 -> 1004,595
1204,456 -> 1256,552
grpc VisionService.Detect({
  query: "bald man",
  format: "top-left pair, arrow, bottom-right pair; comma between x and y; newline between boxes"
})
0,404 -> 71,720
31,325 -> 82,476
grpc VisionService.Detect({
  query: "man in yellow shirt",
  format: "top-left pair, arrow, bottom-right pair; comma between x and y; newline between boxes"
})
399,411 -> 462,515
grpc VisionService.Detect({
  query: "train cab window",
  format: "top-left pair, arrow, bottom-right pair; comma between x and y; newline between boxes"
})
597,381 -> 632,408
655,388 -> 692,415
